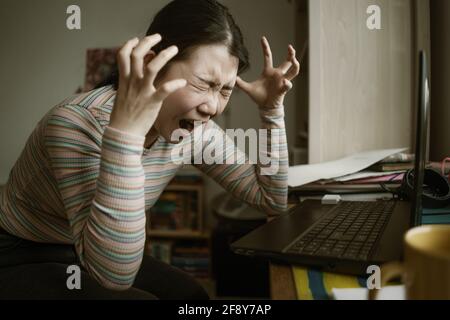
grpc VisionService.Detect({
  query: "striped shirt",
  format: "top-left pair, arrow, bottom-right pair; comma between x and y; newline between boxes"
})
0,85 -> 288,290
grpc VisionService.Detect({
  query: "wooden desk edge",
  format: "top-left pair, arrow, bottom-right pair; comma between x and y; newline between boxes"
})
270,263 -> 297,300
268,209 -> 298,300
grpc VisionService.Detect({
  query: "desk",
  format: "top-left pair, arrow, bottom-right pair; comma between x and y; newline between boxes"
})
267,205 -> 370,300
267,207 -> 450,300
268,208 -> 298,300
270,263 -> 297,299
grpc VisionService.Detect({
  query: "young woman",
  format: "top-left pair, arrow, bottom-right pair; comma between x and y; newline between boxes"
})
0,0 -> 299,299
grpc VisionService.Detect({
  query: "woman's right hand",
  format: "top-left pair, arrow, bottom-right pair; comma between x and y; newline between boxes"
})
109,34 -> 187,137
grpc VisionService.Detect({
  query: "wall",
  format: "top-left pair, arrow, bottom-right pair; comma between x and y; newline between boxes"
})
308,0 -> 414,163
430,0 -> 450,161
291,0 -> 309,165
0,0 -> 168,184
0,0 -> 296,225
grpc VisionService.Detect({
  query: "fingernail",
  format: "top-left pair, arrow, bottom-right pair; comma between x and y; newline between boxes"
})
165,46 -> 177,55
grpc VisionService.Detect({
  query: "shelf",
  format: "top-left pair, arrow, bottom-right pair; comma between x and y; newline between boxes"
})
165,182 -> 203,192
147,229 -> 210,239
149,179 -> 205,234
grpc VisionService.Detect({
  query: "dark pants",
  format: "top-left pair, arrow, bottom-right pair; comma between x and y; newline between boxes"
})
0,228 -> 209,300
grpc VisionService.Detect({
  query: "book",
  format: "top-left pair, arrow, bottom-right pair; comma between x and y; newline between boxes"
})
289,183 -> 401,193
171,256 -> 209,267
288,148 -> 408,188
172,165 -> 203,183
422,214 -> 450,225
380,153 -> 414,163
171,243 -> 210,278
172,246 -> 209,255
371,161 -> 450,173
298,193 -> 394,203
342,173 -> 405,184
148,241 -> 173,264
369,162 -> 415,172
149,191 -> 199,231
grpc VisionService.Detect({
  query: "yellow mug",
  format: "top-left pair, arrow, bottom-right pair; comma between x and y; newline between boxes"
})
369,225 -> 450,300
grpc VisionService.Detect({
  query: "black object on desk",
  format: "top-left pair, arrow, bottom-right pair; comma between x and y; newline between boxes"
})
211,194 -> 269,298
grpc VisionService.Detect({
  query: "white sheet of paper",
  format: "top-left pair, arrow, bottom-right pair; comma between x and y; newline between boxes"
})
288,148 -> 407,188
331,285 -> 405,300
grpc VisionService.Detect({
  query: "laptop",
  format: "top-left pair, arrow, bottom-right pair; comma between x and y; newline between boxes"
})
230,51 -> 430,276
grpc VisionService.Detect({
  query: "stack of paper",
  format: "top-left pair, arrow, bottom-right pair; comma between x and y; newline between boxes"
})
288,148 -> 408,195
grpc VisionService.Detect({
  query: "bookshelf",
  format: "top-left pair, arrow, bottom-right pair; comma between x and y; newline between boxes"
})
148,230 -> 209,239
145,167 -> 211,280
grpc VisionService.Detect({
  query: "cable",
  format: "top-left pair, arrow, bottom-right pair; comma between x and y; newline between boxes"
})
441,157 -> 450,181
379,172 -> 405,199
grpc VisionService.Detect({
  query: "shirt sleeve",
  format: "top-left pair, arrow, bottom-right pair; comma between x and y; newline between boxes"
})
193,107 -> 289,216
44,104 -> 146,290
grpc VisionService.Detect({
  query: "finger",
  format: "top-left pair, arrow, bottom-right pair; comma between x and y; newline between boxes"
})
261,36 -> 273,70
285,51 -> 301,81
143,45 -> 179,88
117,37 -> 140,92
236,76 -> 253,95
282,78 -> 293,93
130,34 -> 162,80
153,79 -> 187,102
278,45 -> 295,73
143,50 -> 156,68
279,61 -> 292,74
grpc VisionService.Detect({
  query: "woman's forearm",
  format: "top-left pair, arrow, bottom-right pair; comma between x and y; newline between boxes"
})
194,107 -> 288,216
45,104 -> 147,291
79,126 -> 147,290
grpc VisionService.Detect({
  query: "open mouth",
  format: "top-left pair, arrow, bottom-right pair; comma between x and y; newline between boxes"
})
178,119 -> 196,133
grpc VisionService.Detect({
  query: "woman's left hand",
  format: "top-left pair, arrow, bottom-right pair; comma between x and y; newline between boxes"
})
236,36 -> 300,109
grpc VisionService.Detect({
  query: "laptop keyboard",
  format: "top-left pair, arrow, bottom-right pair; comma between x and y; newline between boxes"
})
285,201 -> 395,261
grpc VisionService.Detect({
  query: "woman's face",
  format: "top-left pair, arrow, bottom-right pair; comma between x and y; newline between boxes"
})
153,44 -> 239,143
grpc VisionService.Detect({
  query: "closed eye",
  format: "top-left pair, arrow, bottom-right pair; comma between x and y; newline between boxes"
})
221,90 -> 232,98
191,84 -> 208,92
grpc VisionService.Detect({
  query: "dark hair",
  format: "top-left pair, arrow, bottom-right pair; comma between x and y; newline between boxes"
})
98,0 -> 249,90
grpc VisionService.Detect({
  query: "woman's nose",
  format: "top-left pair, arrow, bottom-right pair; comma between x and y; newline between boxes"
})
198,104 -> 214,116
198,94 -> 219,117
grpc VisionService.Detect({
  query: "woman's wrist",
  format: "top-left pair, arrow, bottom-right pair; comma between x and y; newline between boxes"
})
108,118 -> 147,138
105,125 -> 146,141
258,106 -> 285,129
258,105 -> 284,114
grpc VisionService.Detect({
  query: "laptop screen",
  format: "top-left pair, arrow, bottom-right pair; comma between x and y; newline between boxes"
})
410,51 -> 430,227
